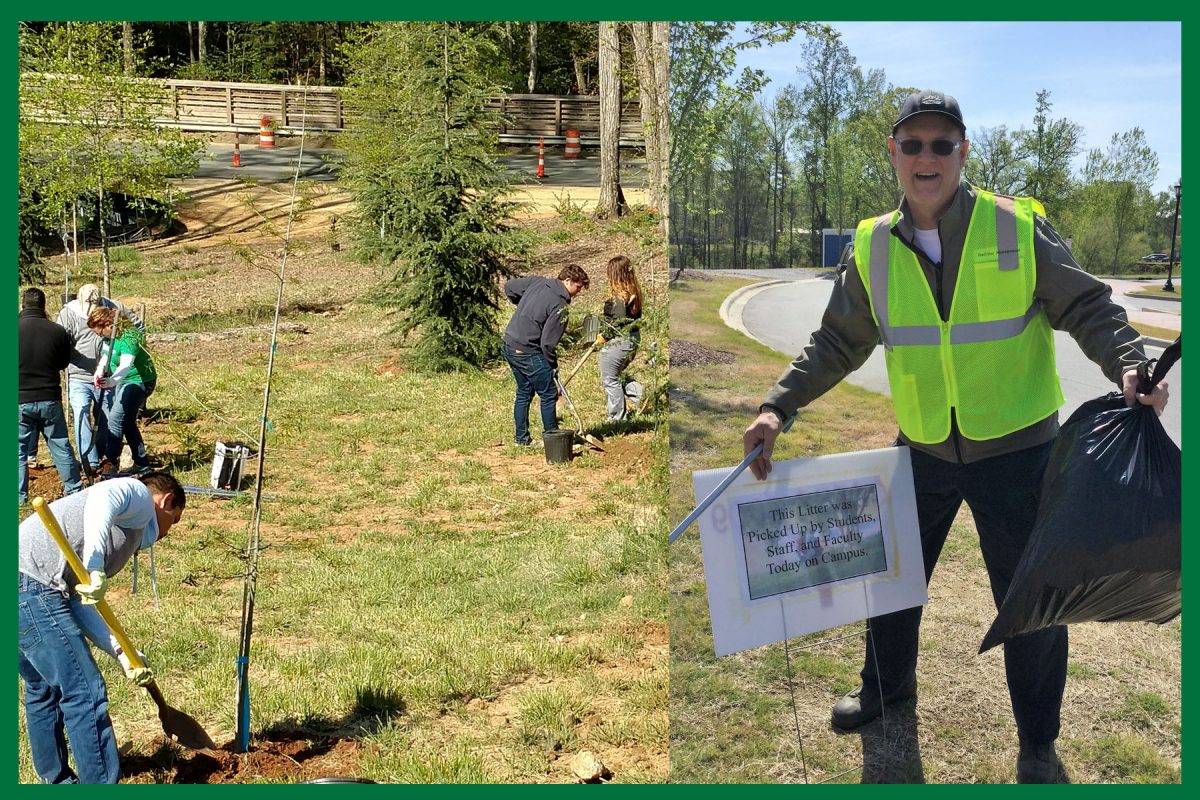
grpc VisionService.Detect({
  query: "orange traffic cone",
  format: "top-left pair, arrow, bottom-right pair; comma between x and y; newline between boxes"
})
537,137 -> 546,179
232,139 -> 242,168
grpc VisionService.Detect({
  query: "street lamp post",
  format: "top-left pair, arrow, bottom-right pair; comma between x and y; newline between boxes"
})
1164,180 -> 1181,292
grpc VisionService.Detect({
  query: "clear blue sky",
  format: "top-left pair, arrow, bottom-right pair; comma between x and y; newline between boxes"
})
737,21 -> 1182,195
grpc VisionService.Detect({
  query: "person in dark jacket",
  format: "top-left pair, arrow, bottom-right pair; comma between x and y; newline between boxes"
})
19,288 -> 83,504
502,264 -> 589,446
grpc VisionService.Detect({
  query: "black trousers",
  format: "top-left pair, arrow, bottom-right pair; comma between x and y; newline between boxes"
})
861,440 -> 1066,745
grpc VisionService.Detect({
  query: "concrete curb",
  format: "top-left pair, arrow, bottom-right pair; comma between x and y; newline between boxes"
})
719,278 -> 828,347
1142,336 -> 1176,349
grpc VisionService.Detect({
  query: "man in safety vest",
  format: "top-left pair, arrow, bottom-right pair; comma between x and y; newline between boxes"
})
742,90 -> 1169,783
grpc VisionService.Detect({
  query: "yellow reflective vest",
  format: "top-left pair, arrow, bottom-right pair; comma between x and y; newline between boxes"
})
854,189 -> 1064,444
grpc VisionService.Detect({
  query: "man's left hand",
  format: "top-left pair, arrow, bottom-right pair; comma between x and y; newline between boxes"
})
1122,368 -> 1169,416
75,570 -> 108,605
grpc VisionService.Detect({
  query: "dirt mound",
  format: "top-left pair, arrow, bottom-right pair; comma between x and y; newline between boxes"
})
669,339 -> 737,368
121,736 -> 372,784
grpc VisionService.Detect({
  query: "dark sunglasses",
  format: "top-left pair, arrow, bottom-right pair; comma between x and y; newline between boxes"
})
896,138 -> 962,157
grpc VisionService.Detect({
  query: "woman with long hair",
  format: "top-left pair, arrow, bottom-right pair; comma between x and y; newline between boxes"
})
87,307 -> 157,477
598,255 -> 645,421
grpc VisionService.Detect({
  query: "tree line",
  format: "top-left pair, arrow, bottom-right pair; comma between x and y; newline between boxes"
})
669,24 -> 1177,274
19,20 -> 607,94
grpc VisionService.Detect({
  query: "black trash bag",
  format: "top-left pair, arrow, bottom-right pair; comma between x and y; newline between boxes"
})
980,337 -> 1181,653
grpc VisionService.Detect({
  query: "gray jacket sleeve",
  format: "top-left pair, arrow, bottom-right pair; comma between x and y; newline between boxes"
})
107,298 -> 144,331
762,263 -> 881,417
504,276 -> 535,305
540,302 -> 567,371
1033,218 -> 1145,386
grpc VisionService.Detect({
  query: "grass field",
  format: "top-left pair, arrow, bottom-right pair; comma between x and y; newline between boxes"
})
19,191 -> 669,783
667,273 -> 1181,784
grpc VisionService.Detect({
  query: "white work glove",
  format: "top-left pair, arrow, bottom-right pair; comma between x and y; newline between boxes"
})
117,648 -> 154,686
75,570 -> 108,605
93,373 -> 114,390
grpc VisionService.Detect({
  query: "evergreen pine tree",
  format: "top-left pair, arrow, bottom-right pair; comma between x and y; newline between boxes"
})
340,22 -> 528,372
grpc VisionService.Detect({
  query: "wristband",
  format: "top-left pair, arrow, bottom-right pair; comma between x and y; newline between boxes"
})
759,403 -> 787,424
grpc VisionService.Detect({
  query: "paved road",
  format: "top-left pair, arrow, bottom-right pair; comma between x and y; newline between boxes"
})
724,276 -> 1181,445
194,143 -> 645,188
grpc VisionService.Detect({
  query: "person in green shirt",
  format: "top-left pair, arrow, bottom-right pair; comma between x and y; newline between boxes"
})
86,307 -> 158,477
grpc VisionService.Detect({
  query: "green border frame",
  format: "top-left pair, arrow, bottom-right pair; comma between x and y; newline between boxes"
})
9,3 -> 1189,791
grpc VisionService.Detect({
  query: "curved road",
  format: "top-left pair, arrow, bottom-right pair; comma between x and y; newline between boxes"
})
727,277 -> 1181,445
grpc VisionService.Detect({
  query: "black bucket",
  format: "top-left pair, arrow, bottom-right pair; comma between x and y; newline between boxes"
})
542,429 -> 575,464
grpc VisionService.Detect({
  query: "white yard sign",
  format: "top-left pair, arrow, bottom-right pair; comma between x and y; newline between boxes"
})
694,446 -> 926,657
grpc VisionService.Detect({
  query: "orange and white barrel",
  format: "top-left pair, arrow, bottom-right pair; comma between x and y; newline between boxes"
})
259,117 -> 275,148
564,128 -> 581,159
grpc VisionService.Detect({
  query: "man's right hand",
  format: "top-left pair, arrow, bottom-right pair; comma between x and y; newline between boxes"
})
744,411 -> 783,481
117,649 -> 154,687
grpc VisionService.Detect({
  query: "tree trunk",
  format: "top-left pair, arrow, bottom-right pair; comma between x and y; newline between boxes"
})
319,24 -> 327,84
198,21 -> 207,64
122,22 -> 134,76
573,56 -> 588,94
526,22 -> 538,93
597,21 -> 623,219
628,22 -> 669,233
97,180 -> 111,297
187,21 -> 195,63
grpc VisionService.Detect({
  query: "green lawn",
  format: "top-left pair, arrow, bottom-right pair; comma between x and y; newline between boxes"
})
19,208 -> 669,783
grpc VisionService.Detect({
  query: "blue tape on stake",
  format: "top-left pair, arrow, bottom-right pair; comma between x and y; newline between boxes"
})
260,417 -> 274,431
236,657 -> 251,753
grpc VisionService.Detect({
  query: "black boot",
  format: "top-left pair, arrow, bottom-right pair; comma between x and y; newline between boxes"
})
831,677 -> 917,729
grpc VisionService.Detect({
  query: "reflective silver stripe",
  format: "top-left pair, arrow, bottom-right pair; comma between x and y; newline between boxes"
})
889,325 -> 941,346
869,215 -> 894,346
994,194 -> 1019,271
950,301 -> 1042,344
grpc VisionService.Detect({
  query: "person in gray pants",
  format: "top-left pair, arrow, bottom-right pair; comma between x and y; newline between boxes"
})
598,255 -> 644,421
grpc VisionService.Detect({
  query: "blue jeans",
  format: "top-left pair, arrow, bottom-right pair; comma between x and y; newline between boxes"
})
598,334 -> 644,421
18,401 -> 82,504
503,343 -> 557,445
68,381 -> 102,470
18,573 -> 120,784
97,382 -> 153,468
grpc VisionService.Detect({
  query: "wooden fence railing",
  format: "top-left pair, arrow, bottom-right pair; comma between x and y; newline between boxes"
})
21,74 -> 644,147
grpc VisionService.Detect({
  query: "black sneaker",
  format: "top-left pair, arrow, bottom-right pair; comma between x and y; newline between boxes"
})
831,678 -> 917,730
1017,741 -> 1066,784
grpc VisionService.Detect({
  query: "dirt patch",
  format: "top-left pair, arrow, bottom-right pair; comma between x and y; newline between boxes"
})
121,735 -> 373,784
669,339 -> 737,368
25,465 -> 67,503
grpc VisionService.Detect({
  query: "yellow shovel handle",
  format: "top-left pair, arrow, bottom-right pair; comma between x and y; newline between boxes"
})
30,497 -> 146,670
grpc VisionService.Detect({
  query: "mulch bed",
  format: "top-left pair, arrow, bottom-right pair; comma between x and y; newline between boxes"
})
670,339 -> 738,368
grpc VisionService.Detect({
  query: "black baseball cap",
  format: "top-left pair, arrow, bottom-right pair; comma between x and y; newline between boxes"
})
893,90 -> 966,136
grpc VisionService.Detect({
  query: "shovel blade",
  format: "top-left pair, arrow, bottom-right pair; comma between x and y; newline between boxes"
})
148,682 -> 218,751
159,705 -> 219,751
